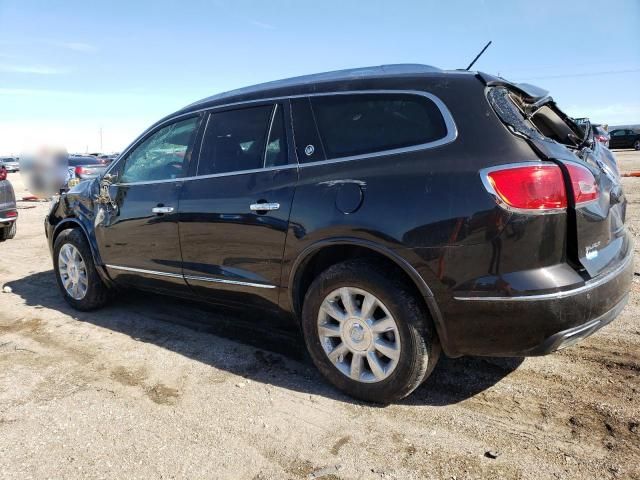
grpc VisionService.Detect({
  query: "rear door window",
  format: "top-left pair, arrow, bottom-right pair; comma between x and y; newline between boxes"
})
198,104 -> 287,176
309,93 -> 448,159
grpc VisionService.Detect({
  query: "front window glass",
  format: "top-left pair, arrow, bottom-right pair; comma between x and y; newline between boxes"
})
121,116 -> 199,183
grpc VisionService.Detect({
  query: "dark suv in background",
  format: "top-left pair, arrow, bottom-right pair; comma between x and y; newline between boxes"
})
609,128 -> 640,150
45,65 -> 633,402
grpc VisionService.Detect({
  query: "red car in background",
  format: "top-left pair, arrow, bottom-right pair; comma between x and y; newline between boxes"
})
592,125 -> 610,148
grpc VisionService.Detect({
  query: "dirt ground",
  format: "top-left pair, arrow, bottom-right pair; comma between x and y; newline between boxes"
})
0,151 -> 639,480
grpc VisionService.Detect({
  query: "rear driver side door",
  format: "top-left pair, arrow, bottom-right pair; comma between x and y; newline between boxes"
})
178,101 -> 297,309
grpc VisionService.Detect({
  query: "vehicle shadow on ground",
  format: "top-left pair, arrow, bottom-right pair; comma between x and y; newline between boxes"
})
6,270 -> 523,407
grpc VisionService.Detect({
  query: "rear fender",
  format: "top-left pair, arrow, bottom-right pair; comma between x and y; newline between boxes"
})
287,238 -> 451,354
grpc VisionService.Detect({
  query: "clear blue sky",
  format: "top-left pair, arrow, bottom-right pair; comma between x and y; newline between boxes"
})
1,0 -> 639,153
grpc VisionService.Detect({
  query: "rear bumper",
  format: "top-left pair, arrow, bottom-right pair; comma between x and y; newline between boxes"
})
441,239 -> 634,357
524,293 -> 628,355
0,208 -> 17,224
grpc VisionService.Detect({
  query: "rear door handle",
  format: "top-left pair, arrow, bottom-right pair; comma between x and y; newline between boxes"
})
250,202 -> 280,211
152,206 -> 174,214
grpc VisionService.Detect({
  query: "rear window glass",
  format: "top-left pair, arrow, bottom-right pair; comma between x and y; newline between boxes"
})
488,87 -> 585,147
310,94 -> 447,159
68,157 -> 102,166
198,105 -> 273,176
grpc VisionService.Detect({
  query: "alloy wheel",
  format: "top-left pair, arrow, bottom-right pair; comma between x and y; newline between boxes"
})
317,287 -> 401,383
58,243 -> 89,300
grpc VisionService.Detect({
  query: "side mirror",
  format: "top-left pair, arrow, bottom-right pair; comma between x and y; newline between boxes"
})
97,173 -> 118,207
101,172 -> 118,184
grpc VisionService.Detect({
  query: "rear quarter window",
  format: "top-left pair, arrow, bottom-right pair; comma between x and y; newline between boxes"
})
310,93 -> 448,159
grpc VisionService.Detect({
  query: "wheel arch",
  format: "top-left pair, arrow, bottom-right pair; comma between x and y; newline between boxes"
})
287,238 -> 450,352
51,219 -> 112,286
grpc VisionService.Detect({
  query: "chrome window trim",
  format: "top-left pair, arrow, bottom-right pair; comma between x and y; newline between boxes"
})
116,164 -> 299,186
105,89 -> 458,185
105,264 -> 277,289
195,112 -> 212,176
263,104 -> 278,168
453,248 -> 633,301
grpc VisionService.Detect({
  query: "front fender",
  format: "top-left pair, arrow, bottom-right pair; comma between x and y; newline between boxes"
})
47,180 -> 113,286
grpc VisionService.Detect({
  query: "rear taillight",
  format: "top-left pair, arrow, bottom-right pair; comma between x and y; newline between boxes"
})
565,163 -> 599,205
5,211 -> 17,218
595,135 -> 608,143
0,168 -> 6,181
483,162 -> 600,213
75,166 -> 87,176
484,164 -> 567,212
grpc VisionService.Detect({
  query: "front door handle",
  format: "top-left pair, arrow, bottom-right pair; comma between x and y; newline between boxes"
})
152,206 -> 174,214
250,202 -> 280,212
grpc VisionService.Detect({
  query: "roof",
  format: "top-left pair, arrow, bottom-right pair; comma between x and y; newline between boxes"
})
183,64 -> 446,111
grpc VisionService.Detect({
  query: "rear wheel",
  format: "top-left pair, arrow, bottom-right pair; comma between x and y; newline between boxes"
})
301,260 -> 440,403
0,222 -> 16,242
634,139 -> 640,151
53,229 -> 109,310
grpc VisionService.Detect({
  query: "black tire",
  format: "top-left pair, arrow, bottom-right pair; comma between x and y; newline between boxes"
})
0,222 -> 15,241
301,260 -> 440,403
634,139 -> 640,151
53,228 -> 109,311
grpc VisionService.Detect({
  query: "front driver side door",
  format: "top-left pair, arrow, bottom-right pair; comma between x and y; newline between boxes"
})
96,115 -> 202,294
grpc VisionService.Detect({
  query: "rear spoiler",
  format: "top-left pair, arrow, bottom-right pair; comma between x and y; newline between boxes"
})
476,72 -> 549,102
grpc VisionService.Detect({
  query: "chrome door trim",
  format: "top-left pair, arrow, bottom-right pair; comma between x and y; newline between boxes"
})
105,264 -> 183,279
183,274 -> 277,289
105,264 -> 277,289
105,89 -> 458,185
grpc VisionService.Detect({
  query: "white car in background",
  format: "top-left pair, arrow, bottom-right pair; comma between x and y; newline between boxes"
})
0,157 -> 20,172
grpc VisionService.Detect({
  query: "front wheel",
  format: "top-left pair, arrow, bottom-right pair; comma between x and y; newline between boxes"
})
634,139 -> 640,151
301,260 -> 440,403
53,229 -> 109,311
